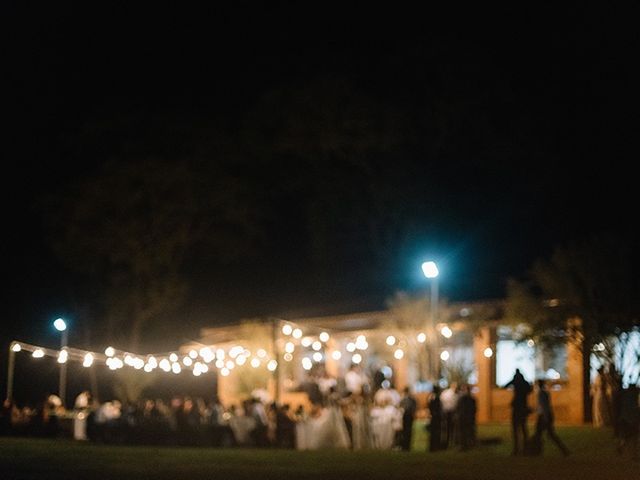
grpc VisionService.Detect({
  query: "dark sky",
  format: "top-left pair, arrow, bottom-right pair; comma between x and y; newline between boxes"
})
2,3 -> 636,362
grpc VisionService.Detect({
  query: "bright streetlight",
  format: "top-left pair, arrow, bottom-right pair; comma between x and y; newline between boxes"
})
421,261 -> 440,382
54,318 -> 69,407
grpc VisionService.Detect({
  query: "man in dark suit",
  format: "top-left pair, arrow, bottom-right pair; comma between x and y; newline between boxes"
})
399,386 -> 417,451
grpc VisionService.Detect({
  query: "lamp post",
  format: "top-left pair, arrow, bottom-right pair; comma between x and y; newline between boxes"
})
421,261 -> 439,383
53,318 -> 68,407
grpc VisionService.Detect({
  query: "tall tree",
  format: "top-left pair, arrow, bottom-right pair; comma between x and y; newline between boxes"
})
43,157 -> 256,352
506,233 -> 640,417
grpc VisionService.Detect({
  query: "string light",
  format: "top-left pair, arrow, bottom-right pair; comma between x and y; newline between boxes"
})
417,332 -> 426,343
386,335 -> 396,346
11,343 -> 22,352
32,349 -> 44,358
83,353 -> 94,367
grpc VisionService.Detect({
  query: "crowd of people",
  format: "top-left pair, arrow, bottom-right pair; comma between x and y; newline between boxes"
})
0,364 -> 424,451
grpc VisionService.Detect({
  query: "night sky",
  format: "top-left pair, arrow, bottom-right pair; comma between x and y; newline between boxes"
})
2,3 -> 635,379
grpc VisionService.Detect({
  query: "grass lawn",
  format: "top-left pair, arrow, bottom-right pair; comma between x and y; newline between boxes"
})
0,423 -> 637,480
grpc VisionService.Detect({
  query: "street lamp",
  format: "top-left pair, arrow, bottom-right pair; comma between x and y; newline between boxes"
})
53,318 -> 68,407
421,261 -> 439,382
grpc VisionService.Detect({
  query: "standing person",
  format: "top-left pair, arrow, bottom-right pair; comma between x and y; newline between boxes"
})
427,386 -> 443,452
456,384 -> 477,450
503,368 -> 532,455
591,366 -> 611,427
440,382 -> 458,448
399,386 -> 417,451
533,379 -> 570,456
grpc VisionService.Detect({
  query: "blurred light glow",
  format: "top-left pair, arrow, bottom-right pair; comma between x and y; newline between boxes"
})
57,350 -> 68,363
189,350 -> 198,359
267,359 -> 278,371
312,352 -> 323,362
440,326 -> 453,338
104,346 -> 115,357
386,335 -> 396,346
351,353 -> 362,364
312,341 -> 322,351
32,349 -> 45,358
53,318 -> 67,332
484,347 -> 493,358
292,328 -> 303,339
251,358 -> 260,368
417,332 -> 426,343
440,350 -> 450,361
421,261 -> 439,278
331,350 -> 342,360
11,343 -> 22,352
394,348 -> 404,360
83,353 -> 94,367
282,324 -> 293,335
319,332 -> 330,342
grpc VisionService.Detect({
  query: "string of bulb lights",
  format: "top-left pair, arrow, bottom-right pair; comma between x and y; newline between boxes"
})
8,320 -> 468,379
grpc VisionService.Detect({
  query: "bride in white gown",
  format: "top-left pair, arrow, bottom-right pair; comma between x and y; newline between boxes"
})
297,389 -> 351,450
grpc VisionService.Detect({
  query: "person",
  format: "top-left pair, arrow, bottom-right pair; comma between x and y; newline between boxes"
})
591,366 -> 611,427
456,383 -> 477,450
440,382 -> 458,448
533,379 -> 570,456
345,363 -> 366,396
399,386 -> 417,451
427,386 -> 443,452
503,368 -> 533,455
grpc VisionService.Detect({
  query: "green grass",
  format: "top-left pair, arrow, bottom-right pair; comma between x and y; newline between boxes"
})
0,423 -> 637,480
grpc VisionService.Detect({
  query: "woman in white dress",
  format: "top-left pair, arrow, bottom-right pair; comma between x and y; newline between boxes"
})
301,389 -> 351,450
591,367 -> 611,427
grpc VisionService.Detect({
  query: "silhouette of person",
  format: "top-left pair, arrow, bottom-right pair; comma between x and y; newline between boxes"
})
533,379 -> 570,456
427,386 -> 443,452
503,368 -> 532,455
399,386 -> 417,451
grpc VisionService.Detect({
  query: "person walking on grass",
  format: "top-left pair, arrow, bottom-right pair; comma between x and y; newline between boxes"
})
533,379 -> 570,456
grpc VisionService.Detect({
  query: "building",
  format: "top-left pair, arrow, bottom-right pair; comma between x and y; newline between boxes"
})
184,300 -> 590,424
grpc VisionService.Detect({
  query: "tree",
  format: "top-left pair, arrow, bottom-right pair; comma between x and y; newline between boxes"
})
506,233 -> 640,418
43,158 -> 257,352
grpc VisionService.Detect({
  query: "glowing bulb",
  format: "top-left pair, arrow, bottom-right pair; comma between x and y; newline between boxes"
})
346,342 -> 356,352
319,332 -> 330,342
282,324 -> 293,335
331,350 -> 342,360
283,352 -> 293,362
53,318 -> 67,332
144,364 -> 153,373
257,349 -> 267,358
394,348 -> 404,360
32,349 -> 45,358
386,335 -> 396,346
351,353 -> 362,364
105,346 -> 115,357
183,357 -> 193,366
57,350 -> 68,364
11,343 -> 21,352
220,367 -> 230,376
417,332 -> 426,343
312,352 -> 323,362
236,355 -> 246,366
171,363 -> 181,374
301,358 -> 312,370
312,341 -> 322,351
440,326 -> 453,338
83,353 -> 94,367
440,350 -> 450,361
169,353 -> 178,362
301,337 -> 312,347
483,347 -> 493,358
267,359 -> 278,371
292,328 -> 302,339
251,358 -> 260,368
285,342 -> 295,353
421,261 -> 439,278
189,350 -> 198,359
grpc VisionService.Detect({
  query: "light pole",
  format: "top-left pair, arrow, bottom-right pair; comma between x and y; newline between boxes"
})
53,318 -> 68,407
421,261 -> 439,383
